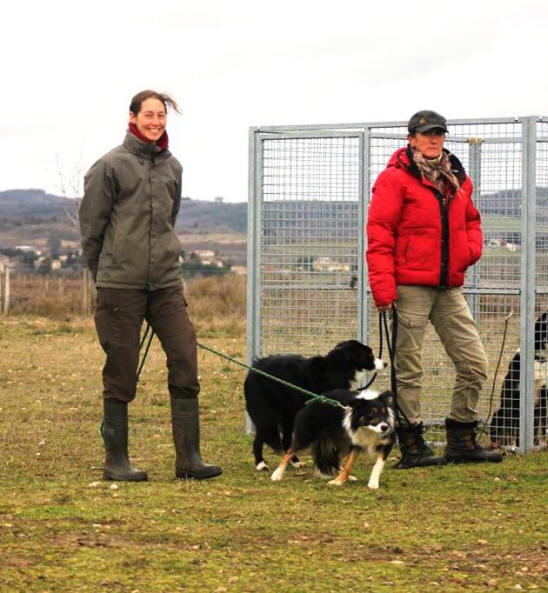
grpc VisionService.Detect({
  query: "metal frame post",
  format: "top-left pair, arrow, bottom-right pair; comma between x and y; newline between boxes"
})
519,116 -> 537,453
246,128 -> 265,434
357,131 -> 367,343
467,138 -> 483,323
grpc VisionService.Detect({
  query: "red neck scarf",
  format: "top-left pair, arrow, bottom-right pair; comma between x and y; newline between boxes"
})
129,123 -> 169,151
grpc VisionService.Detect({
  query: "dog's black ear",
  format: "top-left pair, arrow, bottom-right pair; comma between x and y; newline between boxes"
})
347,397 -> 360,408
379,391 -> 394,408
329,340 -> 371,367
535,311 -> 548,350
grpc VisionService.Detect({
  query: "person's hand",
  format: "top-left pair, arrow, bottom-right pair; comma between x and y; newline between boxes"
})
376,302 -> 396,312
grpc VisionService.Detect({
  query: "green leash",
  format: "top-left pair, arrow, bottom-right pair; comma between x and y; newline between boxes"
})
137,324 -> 348,410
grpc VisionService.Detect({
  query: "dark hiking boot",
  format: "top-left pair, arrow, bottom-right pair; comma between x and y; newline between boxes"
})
102,399 -> 148,481
171,397 -> 222,480
394,423 -> 447,469
444,418 -> 503,463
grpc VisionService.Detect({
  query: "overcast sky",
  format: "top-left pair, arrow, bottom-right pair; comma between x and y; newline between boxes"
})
2,0 -> 548,202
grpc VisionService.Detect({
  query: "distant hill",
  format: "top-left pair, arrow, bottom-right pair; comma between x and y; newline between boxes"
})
2,186 -> 548,249
175,198 -> 247,233
0,189 -> 248,246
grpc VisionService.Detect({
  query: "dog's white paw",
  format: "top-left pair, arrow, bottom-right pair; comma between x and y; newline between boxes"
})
348,475 -> 358,482
367,481 -> 379,490
271,467 -> 284,481
256,461 -> 269,471
328,478 -> 344,486
291,460 -> 306,469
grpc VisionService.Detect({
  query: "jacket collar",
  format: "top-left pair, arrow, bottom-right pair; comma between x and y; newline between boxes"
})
122,131 -> 169,160
395,145 -> 467,185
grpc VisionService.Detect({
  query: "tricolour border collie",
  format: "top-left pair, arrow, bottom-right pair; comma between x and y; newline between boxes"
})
271,389 -> 395,489
244,340 -> 386,470
490,311 -> 548,447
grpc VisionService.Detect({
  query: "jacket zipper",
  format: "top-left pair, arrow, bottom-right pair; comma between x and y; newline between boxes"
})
437,190 -> 448,288
147,157 -> 154,290
428,186 -> 454,289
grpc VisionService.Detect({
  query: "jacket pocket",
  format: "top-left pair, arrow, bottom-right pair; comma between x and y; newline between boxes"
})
398,233 -> 437,271
394,236 -> 410,264
396,310 -> 429,329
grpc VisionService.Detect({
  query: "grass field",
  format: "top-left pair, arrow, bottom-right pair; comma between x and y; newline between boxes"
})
1,277 -> 547,592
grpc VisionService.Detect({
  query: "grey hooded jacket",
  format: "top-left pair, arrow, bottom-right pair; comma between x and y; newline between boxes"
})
79,132 -> 183,290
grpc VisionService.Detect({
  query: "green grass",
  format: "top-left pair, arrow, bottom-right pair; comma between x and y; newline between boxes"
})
1,315 -> 547,593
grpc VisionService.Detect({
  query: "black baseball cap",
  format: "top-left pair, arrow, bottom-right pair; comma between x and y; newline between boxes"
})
408,110 -> 448,134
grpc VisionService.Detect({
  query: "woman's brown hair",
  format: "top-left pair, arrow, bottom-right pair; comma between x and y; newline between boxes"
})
129,90 -> 182,115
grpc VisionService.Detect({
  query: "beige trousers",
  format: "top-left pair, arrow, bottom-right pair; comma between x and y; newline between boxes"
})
393,285 -> 488,424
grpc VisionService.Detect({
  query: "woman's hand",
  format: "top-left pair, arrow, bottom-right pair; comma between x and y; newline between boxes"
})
376,302 -> 397,312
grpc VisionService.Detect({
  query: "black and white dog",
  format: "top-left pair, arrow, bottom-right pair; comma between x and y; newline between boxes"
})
270,389 -> 396,489
244,340 -> 386,470
490,312 -> 548,447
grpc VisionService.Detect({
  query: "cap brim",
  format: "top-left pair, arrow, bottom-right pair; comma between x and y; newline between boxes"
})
416,124 -> 448,133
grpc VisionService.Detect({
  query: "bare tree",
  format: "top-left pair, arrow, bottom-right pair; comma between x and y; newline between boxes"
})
55,154 -> 83,230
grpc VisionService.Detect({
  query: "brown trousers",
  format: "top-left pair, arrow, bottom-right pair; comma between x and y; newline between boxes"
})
94,285 -> 200,402
394,285 -> 488,424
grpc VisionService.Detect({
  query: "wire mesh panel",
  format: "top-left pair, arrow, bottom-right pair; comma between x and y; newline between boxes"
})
248,117 -> 548,451
255,133 -> 362,355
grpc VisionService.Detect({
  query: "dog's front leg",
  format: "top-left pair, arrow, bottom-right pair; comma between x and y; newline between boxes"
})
367,453 -> 386,490
368,444 -> 392,489
329,448 -> 360,486
271,450 -> 294,482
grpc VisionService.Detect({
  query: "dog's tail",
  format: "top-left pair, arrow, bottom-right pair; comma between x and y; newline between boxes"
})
311,437 -> 340,476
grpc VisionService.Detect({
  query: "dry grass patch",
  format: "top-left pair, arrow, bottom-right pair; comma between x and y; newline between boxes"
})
0,276 -> 547,592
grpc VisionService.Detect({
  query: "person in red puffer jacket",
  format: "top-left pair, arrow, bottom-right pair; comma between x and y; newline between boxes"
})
367,110 -> 502,468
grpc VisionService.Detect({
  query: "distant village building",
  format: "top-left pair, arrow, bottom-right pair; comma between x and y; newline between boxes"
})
312,257 -> 351,273
15,245 -> 33,252
16,245 -> 41,256
193,250 -> 216,264
214,196 -> 224,204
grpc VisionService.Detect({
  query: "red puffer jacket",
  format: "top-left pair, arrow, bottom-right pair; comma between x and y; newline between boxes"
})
366,146 -> 482,307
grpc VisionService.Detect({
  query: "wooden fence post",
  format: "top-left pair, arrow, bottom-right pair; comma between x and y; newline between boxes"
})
2,267 -> 10,315
82,268 -> 94,314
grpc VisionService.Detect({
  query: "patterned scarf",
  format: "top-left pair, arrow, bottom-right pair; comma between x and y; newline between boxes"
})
412,149 -> 460,193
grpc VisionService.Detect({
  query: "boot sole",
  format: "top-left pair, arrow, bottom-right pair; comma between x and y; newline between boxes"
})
444,456 -> 503,464
103,470 -> 148,481
176,469 -> 223,480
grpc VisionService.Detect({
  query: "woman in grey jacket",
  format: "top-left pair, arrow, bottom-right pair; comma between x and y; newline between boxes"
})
79,90 -> 221,481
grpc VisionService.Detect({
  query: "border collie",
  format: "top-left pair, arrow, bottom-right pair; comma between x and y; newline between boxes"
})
271,389 -> 395,489
244,340 -> 386,470
490,311 -> 548,447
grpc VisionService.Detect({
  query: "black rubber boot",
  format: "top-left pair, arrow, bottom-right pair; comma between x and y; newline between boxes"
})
170,397 -> 222,480
394,423 -> 447,469
101,399 -> 148,481
444,418 -> 503,463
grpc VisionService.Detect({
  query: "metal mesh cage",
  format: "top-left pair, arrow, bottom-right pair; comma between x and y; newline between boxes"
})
248,117 -> 548,451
